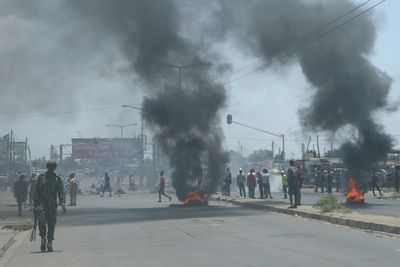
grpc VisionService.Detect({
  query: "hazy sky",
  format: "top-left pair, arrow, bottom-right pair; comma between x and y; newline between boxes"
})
0,0 -> 398,160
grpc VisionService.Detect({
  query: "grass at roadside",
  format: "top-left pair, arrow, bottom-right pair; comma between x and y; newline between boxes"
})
313,194 -> 351,214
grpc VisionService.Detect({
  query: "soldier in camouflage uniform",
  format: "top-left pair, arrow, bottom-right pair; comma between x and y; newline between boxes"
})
34,161 -> 66,252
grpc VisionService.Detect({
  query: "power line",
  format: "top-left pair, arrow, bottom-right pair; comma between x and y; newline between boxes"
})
0,106 -> 121,121
213,0 -> 374,83
220,0 -> 385,86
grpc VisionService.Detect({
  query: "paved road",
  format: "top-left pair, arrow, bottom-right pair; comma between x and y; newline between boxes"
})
2,193 -> 400,267
228,186 -> 400,217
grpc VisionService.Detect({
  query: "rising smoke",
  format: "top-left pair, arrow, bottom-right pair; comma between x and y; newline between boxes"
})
2,0 -> 394,197
213,0 -> 394,187
68,0 -> 229,200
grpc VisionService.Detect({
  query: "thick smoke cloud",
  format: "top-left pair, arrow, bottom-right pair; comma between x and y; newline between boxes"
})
2,0 -> 394,197
214,0 -> 394,186
68,0 -> 229,200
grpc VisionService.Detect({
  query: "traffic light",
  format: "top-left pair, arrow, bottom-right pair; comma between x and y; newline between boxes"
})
227,114 -> 232,124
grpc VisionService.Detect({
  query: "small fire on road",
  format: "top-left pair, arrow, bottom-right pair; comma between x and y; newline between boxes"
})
181,190 -> 208,206
346,176 -> 365,204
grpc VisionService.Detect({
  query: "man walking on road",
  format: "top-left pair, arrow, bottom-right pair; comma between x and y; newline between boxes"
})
247,169 -> 257,199
34,161 -> 66,252
237,168 -> 246,197
14,174 -> 28,216
102,173 -> 112,197
157,171 -> 172,202
67,173 -> 78,206
370,169 -> 383,197
287,160 -> 300,208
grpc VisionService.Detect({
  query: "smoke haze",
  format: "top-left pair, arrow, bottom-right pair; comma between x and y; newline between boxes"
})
1,0 -> 395,195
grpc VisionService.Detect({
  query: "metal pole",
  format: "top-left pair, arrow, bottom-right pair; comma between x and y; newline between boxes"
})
59,145 -> 63,170
178,67 -> 182,90
282,134 -> 285,160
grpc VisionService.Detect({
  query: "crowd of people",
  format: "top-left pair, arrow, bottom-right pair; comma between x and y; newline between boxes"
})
221,161 -> 301,208
5,170 -> 79,217
221,161 -> 400,208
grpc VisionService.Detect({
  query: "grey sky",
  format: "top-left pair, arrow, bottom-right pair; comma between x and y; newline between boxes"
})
0,0 -> 398,160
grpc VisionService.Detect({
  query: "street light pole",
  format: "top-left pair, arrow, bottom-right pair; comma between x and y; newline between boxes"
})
159,62 -> 211,90
121,105 -> 145,185
106,123 -> 137,138
227,114 -> 285,160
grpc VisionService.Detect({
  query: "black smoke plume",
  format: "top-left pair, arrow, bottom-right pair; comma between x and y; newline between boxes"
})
69,0 -> 229,200
214,0 -> 394,186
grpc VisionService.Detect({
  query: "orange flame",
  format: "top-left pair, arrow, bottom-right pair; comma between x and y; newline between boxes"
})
346,176 -> 364,203
181,191 -> 206,205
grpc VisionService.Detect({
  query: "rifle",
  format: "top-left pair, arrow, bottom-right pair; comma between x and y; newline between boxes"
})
30,208 -> 38,242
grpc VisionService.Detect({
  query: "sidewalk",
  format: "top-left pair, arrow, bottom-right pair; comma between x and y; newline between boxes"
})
0,191 -> 32,258
211,194 -> 400,236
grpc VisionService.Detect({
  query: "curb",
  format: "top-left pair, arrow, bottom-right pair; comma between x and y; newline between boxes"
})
211,196 -> 400,236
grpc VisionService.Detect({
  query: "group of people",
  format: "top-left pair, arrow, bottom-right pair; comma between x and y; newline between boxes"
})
313,169 -> 340,194
222,167 -> 285,200
10,163 -> 80,252
222,160 -> 302,208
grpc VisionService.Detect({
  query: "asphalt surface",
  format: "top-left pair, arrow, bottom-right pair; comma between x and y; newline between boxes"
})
228,186 -> 400,217
2,193 -> 400,267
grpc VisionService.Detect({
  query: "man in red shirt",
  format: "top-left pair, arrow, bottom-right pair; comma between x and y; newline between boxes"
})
247,169 -> 257,199
157,171 -> 172,202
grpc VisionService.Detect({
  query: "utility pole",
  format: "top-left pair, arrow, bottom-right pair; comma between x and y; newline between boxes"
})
59,145 -> 63,170
121,105 -> 145,186
272,141 -> 275,158
159,62 -> 211,90
316,135 -> 321,158
106,123 -> 137,138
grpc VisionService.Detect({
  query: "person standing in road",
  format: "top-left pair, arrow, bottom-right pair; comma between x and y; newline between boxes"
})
335,170 -> 341,192
287,160 -> 300,208
314,169 -> 320,193
327,170 -> 334,194
14,174 -> 28,216
256,171 -> 264,199
102,173 -> 112,197
370,169 -> 383,197
157,171 -> 171,202
395,166 -> 400,193
247,169 -> 257,199
224,167 -> 232,196
67,173 -> 78,206
321,170 -> 328,193
262,169 -> 273,199
281,171 -> 288,199
29,173 -> 37,210
34,161 -> 66,252
237,168 -> 246,197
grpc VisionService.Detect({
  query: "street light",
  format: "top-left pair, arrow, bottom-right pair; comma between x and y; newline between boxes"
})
122,104 -> 145,185
121,105 -> 144,146
159,62 -> 212,90
106,123 -> 137,138
226,114 -> 286,160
